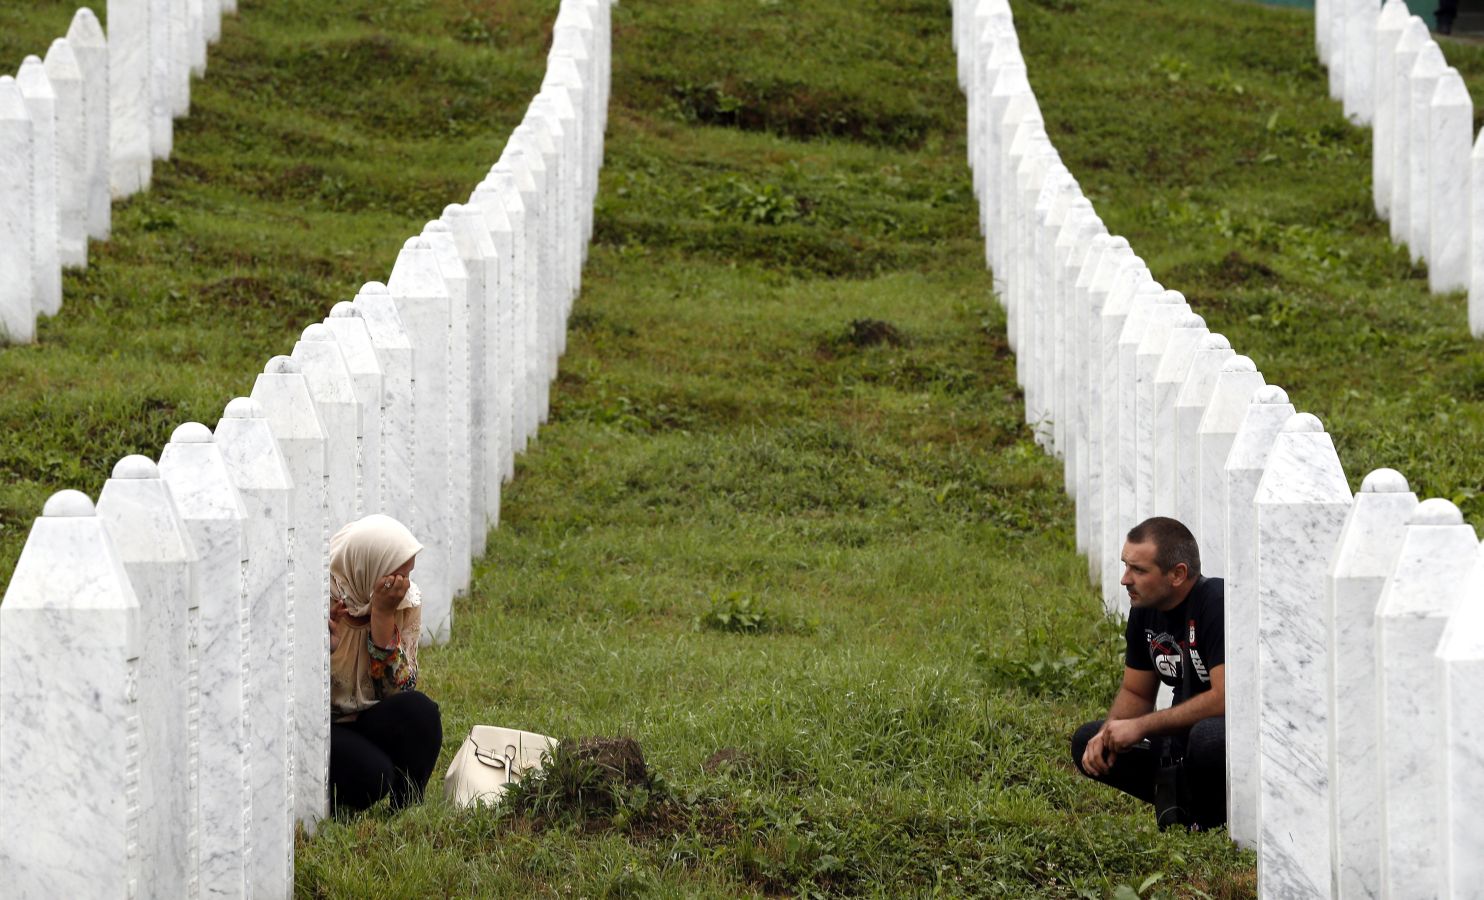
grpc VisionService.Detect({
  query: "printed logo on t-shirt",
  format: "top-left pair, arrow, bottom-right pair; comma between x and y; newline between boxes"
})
1146,629 -> 1182,681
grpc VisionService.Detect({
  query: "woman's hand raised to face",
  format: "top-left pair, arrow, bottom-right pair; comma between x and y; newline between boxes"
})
371,572 -> 411,614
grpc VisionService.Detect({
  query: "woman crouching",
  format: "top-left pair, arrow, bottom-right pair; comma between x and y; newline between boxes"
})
327,514 -> 443,816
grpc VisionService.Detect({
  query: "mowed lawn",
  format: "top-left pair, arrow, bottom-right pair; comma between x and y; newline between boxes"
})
31,0 -> 1484,894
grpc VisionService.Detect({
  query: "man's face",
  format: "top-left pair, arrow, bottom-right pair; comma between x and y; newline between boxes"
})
1120,540 -> 1185,611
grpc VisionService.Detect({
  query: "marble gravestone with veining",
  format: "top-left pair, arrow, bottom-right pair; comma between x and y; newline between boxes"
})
1375,499 -> 1476,900
351,284 -> 415,522
1326,468 -> 1416,896
214,396 -> 297,898
443,203 -> 502,537
1342,0 -> 1375,123
292,324 -> 364,528
1173,334 -> 1233,528
109,0 -> 154,196
1472,130 -> 1484,338
1372,0 -> 1410,220
492,154 -> 544,446
0,76 -> 35,344
1427,69 -> 1470,294
158,423 -> 251,899
420,222 -> 474,598
1437,542 -> 1484,897
251,356 -> 331,828
1254,413 -> 1352,899
469,180 -> 518,484
324,303 -> 385,517
474,173 -> 527,471
1150,312 -> 1206,516
0,491 -> 142,898
147,0 -> 174,159
1405,40 -> 1445,263
1222,384 -> 1296,850
1101,267 -> 1157,609
1076,234 -> 1126,579
1132,292 -> 1191,514
387,238 -> 455,645
1196,356 -> 1265,576
66,8 -> 111,242
16,57 -> 62,319
44,39 -> 88,269
1388,18 -> 1428,247
97,456 -> 200,900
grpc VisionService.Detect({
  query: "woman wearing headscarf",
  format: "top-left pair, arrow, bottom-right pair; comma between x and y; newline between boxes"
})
327,514 -> 443,815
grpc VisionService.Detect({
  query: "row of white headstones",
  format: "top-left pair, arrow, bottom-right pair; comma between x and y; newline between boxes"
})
952,1 -> 1483,897
1316,0 -> 1484,337
0,0 -> 614,896
0,0 -> 234,345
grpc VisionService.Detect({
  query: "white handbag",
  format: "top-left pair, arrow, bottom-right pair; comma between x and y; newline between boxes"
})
443,725 -> 556,809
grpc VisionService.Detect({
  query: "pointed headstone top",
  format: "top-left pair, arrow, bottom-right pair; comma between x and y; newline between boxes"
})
67,7 -> 106,46
223,397 -> 265,419
111,455 -> 159,479
171,422 -> 215,443
16,57 -> 55,99
0,76 -> 31,120
1412,40 -> 1445,78
1360,468 -> 1410,493
1410,497 -> 1465,526
44,39 -> 82,80
1432,68 -> 1470,107
43,489 -> 95,517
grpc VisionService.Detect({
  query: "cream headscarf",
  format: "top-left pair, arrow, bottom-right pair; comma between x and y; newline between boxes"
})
329,514 -> 424,617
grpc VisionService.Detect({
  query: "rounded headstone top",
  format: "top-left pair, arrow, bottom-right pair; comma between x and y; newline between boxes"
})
359,281 -> 389,295
1253,384 -> 1290,405
424,220 -> 451,234
223,396 -> 264,419
402,237 -> 430,251
1156,290 -> 1185,305
45,39 -> 82,77
43,489 -> 95,517
329,301 -> 361,318
69,7 -> 106,42
1109,235 -> 1131,250
1282,412 -> 1324,434
111,455 -> 159,479
1409,497 -> 1464,526
301,323 -> 333,342
1199,334 -> 1232,351
1089,233 -> 1114,249
1177,312 -> 1206,329
1360,467 -> 1410,493
265,355 -> 300,375
15,58 -> 53,96
443,203 -> 464,217
1222,355 -> 1258,373
171,422 -> 214,444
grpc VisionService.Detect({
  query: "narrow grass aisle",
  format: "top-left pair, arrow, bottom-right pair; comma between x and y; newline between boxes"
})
299,1 -> 1255,895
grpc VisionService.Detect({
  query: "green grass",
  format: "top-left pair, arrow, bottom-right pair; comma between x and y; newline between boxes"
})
30,0 -> 1484,893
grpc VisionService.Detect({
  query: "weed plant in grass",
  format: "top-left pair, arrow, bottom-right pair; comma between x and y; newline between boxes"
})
1015,0 -> 1484,525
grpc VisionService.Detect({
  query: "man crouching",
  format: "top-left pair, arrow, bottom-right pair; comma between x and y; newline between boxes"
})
1071,516 -> 1226,830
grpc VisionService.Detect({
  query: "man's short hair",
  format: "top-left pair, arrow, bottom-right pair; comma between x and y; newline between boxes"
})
1126,517 -> 1201,579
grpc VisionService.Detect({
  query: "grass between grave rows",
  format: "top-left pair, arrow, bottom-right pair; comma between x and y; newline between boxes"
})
20,0 -> 1475,893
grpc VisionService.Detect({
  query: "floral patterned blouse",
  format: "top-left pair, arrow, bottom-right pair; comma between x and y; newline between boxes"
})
330,604 -> 421,722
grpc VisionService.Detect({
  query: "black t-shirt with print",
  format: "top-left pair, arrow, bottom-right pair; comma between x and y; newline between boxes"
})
1124,575 -> 1224,705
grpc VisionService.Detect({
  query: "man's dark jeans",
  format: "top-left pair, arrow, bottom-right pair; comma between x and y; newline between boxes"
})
1070,716 -> 1226,829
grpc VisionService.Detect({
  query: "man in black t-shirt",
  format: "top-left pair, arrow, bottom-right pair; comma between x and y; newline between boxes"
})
1070,516 -> 1226,829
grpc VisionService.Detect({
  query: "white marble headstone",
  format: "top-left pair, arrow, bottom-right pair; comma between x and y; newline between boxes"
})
1255,413 -> 1352,899
351,284 -> 414,522
97,456 -> 200,900
1196,356 -> 1265,576
214,396 -> 296,897
1428,69 -> 1470,294
157,424 -> 251,899
250,356 -> 330,828
1372,0 -> 1411,220
16,57 -> 63,319
324,303 -> 385,518
1150,312 -> 1206,516
1388,18 -> 1429,247
1406,40 -> 1445,262
1222,384 -> 1296,850
1436,541 -> 1484,897
44,39 -> 88,269
0,491 -> 142,897
0,77 -> 35,344
387,238 -> 455,645
1325,468 -> 1416,894
1376,498 -> 1476,900
443,203 -> 502,538
109,0 -> 154,196
292,323 -> 364,529
66,9 -> 111,242
1471,129 -> 1484,338
1173,334 -> 1233,527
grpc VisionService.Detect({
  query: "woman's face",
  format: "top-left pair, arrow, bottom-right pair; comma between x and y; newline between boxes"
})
387,556 -> 416,580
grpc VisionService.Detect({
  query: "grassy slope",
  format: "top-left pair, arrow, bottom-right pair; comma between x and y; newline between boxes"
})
1016,0 -> 1484,522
